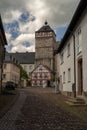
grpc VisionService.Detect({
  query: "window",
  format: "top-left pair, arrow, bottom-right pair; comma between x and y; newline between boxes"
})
60,75 -> 62,83
39,74 -> 42,78
24,65 -> 27,70
77,28 -> 82,54
63,72 -> 65,83
44,74 -> 48,78
3,64 -> 6,69
60,52 -> 64,64
34,74 -> 37,78
67,43 -> 70,57
68,68 -> 71,82
3,74 -> 6,80
34,80 -> 37,85
29,65 -> 32,70
40,81 -> 42,85
13,58 -> 16,63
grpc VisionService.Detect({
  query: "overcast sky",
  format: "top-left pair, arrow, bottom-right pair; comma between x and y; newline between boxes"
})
0,0 -> 80,52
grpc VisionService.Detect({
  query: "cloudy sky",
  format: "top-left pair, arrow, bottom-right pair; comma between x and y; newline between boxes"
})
0,0 -> 80,52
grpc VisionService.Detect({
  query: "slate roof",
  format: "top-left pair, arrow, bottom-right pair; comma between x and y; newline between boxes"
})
4,53 -> 12,63
10,52 -> 35,64
4,53 -> 19,66
57,0 -> 87,52
36,21 -> 55,34
36,25 -> 53,32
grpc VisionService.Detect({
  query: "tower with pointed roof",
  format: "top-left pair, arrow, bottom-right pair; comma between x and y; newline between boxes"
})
35,21 -> 56,71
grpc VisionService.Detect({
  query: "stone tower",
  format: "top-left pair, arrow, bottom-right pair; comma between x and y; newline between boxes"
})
35,21 -> 56,71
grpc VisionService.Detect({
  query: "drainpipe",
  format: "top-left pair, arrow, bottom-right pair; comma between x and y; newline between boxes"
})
68,31 -> 76,98
72,34 -> 76,98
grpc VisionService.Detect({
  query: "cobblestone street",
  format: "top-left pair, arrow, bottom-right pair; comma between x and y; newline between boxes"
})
0,90 -> 27,130
0,87 -> 87,130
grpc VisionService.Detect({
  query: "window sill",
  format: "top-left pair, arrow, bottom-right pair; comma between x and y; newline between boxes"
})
67,54 -> 70,58
60,61 -> 64,65
77,51 -> 82,56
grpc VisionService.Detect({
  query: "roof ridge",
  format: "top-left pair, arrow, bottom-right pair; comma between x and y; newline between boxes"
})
36,23 -> 54,33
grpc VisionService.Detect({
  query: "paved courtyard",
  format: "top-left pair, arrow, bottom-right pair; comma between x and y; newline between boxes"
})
0,87 -> 87,130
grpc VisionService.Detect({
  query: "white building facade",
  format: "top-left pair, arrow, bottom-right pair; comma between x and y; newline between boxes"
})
56,0 -> 87,97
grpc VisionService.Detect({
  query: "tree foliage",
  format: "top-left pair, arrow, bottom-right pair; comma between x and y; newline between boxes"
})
19,65 -> 28,80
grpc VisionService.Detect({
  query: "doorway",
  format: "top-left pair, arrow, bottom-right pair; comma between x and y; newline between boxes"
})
78,58 -> 83,95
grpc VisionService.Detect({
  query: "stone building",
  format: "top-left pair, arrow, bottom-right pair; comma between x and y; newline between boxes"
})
35,21 -> 56,71
11,52 -> 35,87
0,15 -> 7,90
10,52 -> 35,78
3,52 -> 20,87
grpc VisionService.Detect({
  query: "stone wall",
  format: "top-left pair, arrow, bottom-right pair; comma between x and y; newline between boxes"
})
35,31 -> 56,71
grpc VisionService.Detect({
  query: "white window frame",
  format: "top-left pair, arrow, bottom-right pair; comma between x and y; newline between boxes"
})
60,52 -> 64,64
68,68 -> 71,82
29,65 -> 32,70
24,65 -> 27,70
3,74 -> 6,80
67,43 -> 70,57
77,28 -> 82,54
63,72 -> 65,83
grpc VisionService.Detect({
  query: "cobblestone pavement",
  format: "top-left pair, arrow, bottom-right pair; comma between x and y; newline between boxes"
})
0,87 -> 87,130
14,87 -> 87,130
0,90 -> 27,130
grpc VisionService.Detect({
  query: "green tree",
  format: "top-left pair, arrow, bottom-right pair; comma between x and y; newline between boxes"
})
19,65 -> 28,80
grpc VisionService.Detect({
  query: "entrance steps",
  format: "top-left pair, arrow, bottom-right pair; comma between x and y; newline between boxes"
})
66,96 -> 87,106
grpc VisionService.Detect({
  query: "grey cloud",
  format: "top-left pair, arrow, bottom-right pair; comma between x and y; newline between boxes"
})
0,0 -> 80,27
0,0 -> 80,52
42,0 -> 80,26
0,0 -> 25,12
